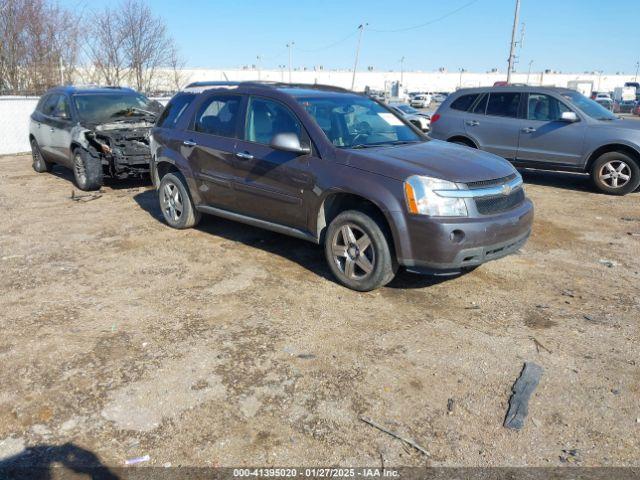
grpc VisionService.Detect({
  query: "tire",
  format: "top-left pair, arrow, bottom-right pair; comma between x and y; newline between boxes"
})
73,148 -> 103,191
590,151 -> 640,195
30,138 -> 52,173
324,210 -> 397,291
158,172 -> 200,229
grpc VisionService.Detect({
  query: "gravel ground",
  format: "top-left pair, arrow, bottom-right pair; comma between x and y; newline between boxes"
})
0,153 -> 638,471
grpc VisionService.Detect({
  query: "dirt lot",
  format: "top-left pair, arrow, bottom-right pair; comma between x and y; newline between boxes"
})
0,153 -> 638,470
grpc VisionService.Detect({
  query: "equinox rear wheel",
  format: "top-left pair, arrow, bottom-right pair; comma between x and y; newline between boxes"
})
324,210 -> 396,291
158,172 -> 200,229
590,152 -> 640,195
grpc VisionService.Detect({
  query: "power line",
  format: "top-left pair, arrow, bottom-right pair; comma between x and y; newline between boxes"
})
368,0 -> 480,33
297,29 -> 359,53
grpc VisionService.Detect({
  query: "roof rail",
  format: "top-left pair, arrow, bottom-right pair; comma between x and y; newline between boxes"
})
182,80 -> 353,94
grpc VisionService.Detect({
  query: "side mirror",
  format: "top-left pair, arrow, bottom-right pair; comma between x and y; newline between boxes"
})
270,132 -> 311,155
560,111 -> 579,123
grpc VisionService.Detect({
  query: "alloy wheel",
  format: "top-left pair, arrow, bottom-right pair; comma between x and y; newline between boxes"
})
599,160 -> 631,188
331,223 -> 375,280
161,181 -> 183,223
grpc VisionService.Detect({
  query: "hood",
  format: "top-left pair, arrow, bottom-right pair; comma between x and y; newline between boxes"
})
343,139 -> 517,183
594,118 -> 640,133
82,119 -> 155,132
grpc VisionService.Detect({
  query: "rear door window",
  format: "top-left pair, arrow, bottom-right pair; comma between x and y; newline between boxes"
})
157,93 -> 195,128
450,94 -> 479,111
471,94 -> 488,114
486,92 -> 521,118
192,95 -> 242,138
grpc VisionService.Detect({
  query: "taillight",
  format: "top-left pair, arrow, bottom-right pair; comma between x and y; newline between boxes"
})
431,113 -> 441,124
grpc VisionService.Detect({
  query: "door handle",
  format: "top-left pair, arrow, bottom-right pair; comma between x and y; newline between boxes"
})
182,140 -> 197,147
49,127 -> 55,132
465,120 -> 479,126
37,123 -> 41,128
235,152 -> 254,160
521,127 -> 537,133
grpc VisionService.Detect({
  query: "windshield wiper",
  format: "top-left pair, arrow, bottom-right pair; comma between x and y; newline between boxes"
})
111,107 -> 157,118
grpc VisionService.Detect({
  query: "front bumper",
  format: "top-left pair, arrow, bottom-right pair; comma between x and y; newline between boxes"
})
393,198 -> 534,273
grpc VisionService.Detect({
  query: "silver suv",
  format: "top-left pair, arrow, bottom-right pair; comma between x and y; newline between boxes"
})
429,86 -> 640,195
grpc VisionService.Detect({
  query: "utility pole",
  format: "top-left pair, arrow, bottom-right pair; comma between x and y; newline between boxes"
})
351,23 -> 367,91
286,42 -> 294,83
458,68 -> 465,88
400,56 -> 405,85
256,55 -> 261,81
506,0 -> 521,84
526,60 -> 533,85
635,61 -> 639,82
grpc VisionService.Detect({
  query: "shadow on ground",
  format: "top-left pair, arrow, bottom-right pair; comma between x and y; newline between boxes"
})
133,189 -> 457,290
0,443 -> 118,479
49,165 -> 151,191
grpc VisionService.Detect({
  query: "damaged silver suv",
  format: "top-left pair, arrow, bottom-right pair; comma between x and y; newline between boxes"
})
28,86 -> 162,190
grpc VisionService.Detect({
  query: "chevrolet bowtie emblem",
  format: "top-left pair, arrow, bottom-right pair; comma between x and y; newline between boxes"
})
501,184 -> 512,196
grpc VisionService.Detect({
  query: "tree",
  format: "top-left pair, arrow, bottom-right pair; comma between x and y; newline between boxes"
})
84,6 -> 128,86
0,0 -> 80,93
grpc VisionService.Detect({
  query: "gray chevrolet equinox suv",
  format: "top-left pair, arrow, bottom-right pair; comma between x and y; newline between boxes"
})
150,82 -> 533,291
429,86 -> 640,195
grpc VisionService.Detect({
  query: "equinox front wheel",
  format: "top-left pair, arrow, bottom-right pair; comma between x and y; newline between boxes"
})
324,210 -> 396,291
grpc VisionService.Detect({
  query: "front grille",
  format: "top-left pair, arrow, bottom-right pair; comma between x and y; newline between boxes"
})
475,188 -> 525,215
466,173 -> 517,190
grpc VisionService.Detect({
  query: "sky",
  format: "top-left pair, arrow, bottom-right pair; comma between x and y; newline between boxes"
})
61,0 -> 639,74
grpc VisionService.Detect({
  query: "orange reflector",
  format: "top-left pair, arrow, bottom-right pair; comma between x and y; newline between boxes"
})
404,182 -> 419,214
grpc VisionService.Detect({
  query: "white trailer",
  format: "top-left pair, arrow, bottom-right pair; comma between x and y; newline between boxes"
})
567,80 -> 594,97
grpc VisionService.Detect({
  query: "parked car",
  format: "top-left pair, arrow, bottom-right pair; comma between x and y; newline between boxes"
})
429,86 -> 640,195
388,102 -> 431,131
633,101 -> 640,116
29,86 -> 161,190
410,94 -> 431,108
150,82 -> 533,291
614,99 -> 636,114
595,98 -> 614,111
594,92 -> 612,101
432,93 -> 448,103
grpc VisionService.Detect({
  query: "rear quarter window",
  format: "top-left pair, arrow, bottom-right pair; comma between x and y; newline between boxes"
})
450,94 -> 480,111
157,93 -> 196,128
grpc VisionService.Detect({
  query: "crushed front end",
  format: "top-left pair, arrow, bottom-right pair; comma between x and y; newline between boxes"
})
77,120 -> 154,178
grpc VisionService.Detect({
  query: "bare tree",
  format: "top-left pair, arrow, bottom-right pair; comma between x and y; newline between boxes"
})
168,45 -> 187,92
120,0 -> 171,93
0,0 -> 80,94
83,6 -> 128,86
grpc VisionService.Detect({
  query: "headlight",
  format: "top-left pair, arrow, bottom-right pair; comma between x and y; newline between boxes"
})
404,175 -> 468,217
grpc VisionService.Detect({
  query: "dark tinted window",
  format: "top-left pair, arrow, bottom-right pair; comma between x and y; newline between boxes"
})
486,92 -> 521,117
36,94 -> 50,113
157,93 -> 195,128
472,94 -> 488,114
527,94 -> 571,121
245,97 -> 302,144
193,95 -> 241,137
52,95 -> 70,118
42,94 -> 60,116
450,94 -> 479,111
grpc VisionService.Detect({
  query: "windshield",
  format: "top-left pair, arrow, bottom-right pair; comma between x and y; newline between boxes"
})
297,95 -> 422,148
73,93 -> 158,123
561,91 -> 617,121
